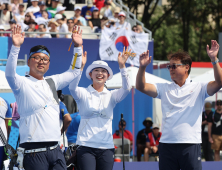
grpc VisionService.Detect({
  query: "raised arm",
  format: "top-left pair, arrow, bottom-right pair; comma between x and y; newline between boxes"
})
52,26 -> 85,90
206,40 -> 222,96
5,25 -> 25,92
112,47 -> 131,103
136,50 -> 157,98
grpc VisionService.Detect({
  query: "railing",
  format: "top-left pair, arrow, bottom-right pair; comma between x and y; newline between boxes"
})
113,0 -> 152,40
0,55 -> 27,66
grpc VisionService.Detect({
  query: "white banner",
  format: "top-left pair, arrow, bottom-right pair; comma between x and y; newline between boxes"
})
99,27 -> 149,66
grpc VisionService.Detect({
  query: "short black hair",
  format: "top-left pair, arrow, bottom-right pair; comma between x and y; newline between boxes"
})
119,120 -> 126,125
29,45 -> 50,58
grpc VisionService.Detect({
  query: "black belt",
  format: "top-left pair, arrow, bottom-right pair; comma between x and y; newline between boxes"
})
19,141 -> 58,150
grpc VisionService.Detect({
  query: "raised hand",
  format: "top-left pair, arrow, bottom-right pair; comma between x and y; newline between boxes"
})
139,50 -> 152,67
72,25 -> 83,47
81,45 -> 87,71
206,40 -> 219,62
118,46 -> 131,69
12,25 -> 25,48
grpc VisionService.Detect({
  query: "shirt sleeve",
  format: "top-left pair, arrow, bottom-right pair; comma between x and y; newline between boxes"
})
201,82 -> 210,99
207,112 -> 213,123
111,67 -> 131,104
5,45 -> 23,94
5,100 -> 12,119
48,47 -> 82,91
152,83 -> 164,99
81,18 -> 87,26
127,130 -> 133,142
59,101 -> 69,120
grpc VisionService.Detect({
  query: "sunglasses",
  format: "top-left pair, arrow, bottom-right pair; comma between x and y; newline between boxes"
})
25,15 -> 30,17
216,101 -> 222,106
166,64 -> 185,70
119,124 -> 126,126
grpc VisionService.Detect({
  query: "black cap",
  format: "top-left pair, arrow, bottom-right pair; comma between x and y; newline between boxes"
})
38,1 -> 45,5
9,19 -> 16,24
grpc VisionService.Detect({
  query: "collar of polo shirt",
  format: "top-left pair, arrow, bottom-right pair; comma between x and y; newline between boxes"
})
172,75 -> 191,86
88,84 -> 109,94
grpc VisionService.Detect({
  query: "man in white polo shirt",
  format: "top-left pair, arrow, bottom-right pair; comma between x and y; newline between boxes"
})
5,25 -> 83,170
136,40 -> 222,170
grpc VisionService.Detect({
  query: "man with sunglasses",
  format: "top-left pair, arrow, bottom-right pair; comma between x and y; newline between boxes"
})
136,40 -> 222,170
113,120 -> 133,161
5,25 -> 84,170
208,100 -> 222,161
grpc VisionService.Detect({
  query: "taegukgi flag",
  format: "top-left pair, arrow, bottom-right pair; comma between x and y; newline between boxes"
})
99,27 -> 149,66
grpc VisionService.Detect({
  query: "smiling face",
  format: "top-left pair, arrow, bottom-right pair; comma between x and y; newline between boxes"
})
28,53 -> 50,78
89,67 -> 110,85
168,59 -> 189,82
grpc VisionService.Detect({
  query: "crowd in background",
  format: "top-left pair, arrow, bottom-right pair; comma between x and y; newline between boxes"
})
0,0 -> 144,38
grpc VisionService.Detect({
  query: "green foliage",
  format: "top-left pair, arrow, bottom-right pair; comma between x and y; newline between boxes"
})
125,0 -> 222,61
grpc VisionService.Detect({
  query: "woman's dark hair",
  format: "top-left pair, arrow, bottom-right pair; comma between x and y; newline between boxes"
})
92,10 -> 100,19
29,45 -> 50,58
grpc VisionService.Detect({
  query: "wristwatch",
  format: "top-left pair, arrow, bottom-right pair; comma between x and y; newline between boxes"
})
212,58 -> 219,65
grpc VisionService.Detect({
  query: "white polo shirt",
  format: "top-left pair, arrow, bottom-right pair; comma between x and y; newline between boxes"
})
0,97 -> 12,147
69,68 -> 131,149
5,45 -> 82,144
154,76 -> 210,143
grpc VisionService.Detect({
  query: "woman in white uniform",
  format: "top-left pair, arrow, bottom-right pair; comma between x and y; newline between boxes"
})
69,27 -> 131,170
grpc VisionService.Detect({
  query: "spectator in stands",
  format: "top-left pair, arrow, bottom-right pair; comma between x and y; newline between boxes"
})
81,0 -> 95,20
0,25 -> 5,37
23,12 -> 32,31
145,124 -> 162,161
47,0 -> 59,18
11,0 -> 20,15
208,99 -> 222,161
32,10 -> 50,27
36,23 -> 51,38
4,19 -> 16,37
136,117 -> 153,161
55,13 -> 69,38
88,7 -> 101,30
25,27 -> 36,38
94,16 -> 108,33
137,24 -> 144,33
111,11 -> 131,30
71,6 -> 87,26
93,0 -> 105,10
24,19 -> 37,32
14,4 -> 25,29
113,120 -> 133,145
34,1 -> 52,19
67,19 -> 74,34
48,18 -> 59,38
113,6 -> 120,22
66,112 -> 81,145
56,6 -> 66,18
94,0 -> 105,11
26,0 -> 40,13
62,0 -> 74,11
113,120 -> 133,161
0,3 -> 13,26
202,102 -> 214,161
132,25 -> 140,33
100,0 -> 115,18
